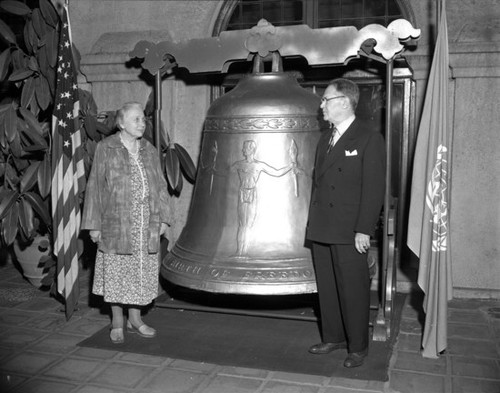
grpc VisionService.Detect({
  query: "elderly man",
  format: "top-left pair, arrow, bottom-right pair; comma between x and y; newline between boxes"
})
306,78 -> 386,368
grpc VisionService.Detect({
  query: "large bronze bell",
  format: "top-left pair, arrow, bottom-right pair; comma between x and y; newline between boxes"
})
161,54 -> 321,294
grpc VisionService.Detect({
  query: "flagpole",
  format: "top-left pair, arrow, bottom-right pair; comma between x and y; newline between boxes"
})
64,1 -> 71,42
436,0 -> 441,40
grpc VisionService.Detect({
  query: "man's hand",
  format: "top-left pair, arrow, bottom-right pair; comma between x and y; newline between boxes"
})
160,223 -> 168,237
355,232 -> 370,254
89,230 -> 101,244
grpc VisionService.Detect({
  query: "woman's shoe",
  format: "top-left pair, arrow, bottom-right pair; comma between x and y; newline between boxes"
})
110,327 -> 124,344
126,321 -> 156,338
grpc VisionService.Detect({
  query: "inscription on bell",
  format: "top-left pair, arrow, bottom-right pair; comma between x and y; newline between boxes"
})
242,269 -> 314,281
167,259 -> 203,275
209,268 -> 231,278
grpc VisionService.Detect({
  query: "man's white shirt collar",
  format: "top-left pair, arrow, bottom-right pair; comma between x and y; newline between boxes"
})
334,115 -> 355,137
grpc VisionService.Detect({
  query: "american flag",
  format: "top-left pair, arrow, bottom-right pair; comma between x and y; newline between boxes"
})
51,6 -> 85,320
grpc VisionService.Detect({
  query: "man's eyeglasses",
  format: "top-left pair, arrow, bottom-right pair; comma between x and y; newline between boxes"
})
321,95 -> 345,103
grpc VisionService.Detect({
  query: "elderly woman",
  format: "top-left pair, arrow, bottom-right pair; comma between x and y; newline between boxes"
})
82,102 -> 170,344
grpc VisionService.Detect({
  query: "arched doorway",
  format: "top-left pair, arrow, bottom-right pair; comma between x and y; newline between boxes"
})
210,0 -> 418,285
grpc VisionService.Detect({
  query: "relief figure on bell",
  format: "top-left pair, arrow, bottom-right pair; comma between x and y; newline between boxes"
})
231,140 -> 296,257
200,138 -> 302,258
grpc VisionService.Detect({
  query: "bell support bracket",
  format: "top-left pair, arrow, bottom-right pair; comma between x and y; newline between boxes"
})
129,18 -> 420,76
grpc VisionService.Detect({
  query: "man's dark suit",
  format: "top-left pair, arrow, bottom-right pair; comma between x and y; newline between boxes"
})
306,118 -> 386,353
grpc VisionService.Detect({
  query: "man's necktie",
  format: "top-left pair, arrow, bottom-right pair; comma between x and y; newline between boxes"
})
327,126 -> 338,154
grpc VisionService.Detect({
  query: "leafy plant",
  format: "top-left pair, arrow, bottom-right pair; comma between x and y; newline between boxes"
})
0,0 -> 60,246
0,0 -> 106,247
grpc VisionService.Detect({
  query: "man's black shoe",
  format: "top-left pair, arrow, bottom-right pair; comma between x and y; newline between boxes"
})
343,349 -> 368,368
308,341 -> 347,354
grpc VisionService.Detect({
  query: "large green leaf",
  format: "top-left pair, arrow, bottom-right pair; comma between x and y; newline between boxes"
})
20,161 -> 40,193
31,8 -> 46,38
0,0 -> 31,16
100,110 -> 117,131
11,155 -> 27,173
174,143 -> 196,182
1,201 -> 19,245
35,75 -> 51,110
4,104 -> 17,143
29,102 -> 39,117
19,118 -> 48,150
95,121 -> 113,136
0,18 -> 17,45
83,114 -> 100,141
23,18 -> 32,52
3,164 -> 19,191
0,189 -> 18,220
164,146 -> 180,189
27,55 -> 38,71
9,132 -> 23,157
18,196 -> 34,238
26,19 -> 37,51
24,191 -> 50,226
37,42 -> 49,77
39,0 -> 59,28
44,65 -> 55,96
37,153 -> 51,198
8,68 -> 34,82
72,43 -> 81,74
175,168 -> 183,192
45,28 -> 58,68
21,77 -> 36,108
78,89 -> 97,115
86,138 -> 97,154
19,107 -> 43,135
0,49 -> 11,80
40,121 -> 50,138
10,48 -> 25,69
22,143 -> 48,153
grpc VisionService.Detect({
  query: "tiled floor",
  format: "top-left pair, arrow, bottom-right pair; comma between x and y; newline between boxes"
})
0,260 -> 498,393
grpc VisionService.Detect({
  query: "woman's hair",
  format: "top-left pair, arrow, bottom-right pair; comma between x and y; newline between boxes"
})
328,78 -> 360,111
115,102 -> 143,130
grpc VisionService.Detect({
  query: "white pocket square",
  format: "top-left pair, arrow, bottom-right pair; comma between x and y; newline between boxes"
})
345,149 -> 358,156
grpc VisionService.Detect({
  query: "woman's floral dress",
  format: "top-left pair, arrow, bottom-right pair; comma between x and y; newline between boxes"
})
92,150 -> 159,305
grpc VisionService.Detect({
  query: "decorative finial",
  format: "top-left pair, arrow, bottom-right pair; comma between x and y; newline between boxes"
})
245,19 -> 282,57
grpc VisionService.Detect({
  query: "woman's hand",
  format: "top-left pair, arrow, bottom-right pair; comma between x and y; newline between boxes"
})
89,230 -> 101,243
160,223 -> 168,237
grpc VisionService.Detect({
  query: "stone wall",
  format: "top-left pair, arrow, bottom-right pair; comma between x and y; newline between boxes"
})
70,0 -> 500,298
